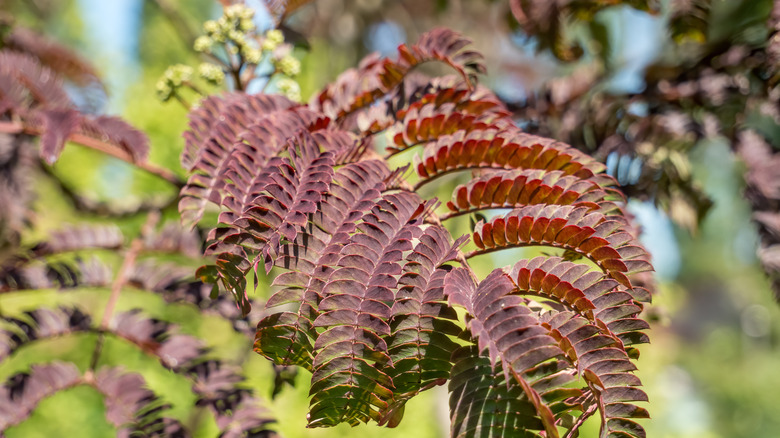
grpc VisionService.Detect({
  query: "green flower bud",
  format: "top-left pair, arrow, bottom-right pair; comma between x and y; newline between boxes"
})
266,29 -> 284,44
155,79 -> 173,101
198,63 -> 225,85
277,55 -> 301,77
156,64 -> 193,102
225,4 -> 248,19
261,38 -> 278,52
276,78 -> 301,102
239,7 -> 255,20
242,46 -> 263,64
193,36 -> 213,53
239,18 -> 254,32
163,64 -> 193,86
203,20 -> 219,35
227,29 -> 246,45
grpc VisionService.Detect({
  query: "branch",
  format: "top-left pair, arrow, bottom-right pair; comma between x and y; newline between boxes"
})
0,120 -> 185,187
412,165 -> 502,191
91,211 -> 161,370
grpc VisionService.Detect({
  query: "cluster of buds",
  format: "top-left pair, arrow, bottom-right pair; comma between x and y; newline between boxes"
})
260,29 -> 301,78
195,4 -> 263,63
157,4 -> 303,103
192,7 -> 301,75
197,63 -> 225,85
260,29 -> 302,101
156,64 -> 193,102
276,78 -> 301,102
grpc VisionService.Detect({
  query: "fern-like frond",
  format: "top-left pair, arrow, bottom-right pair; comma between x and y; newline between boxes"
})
0,362 -> 183,435
32,109 -> 151,164
0,361 -> 83,431
112,310 -> 205,370
180,93 -> 300,171
216,132 -> 336,272
0,307 -> 203,371
388,102 -> 511,153
94,367 -> 186,436
178,94 -> 321,228
128,261 -> 259,336
507,256 -> 651,347
443,169 -> 620,219
254,160 -> 391,369
37,108 -> 81,164
312,28 -> 485,122
414,130 -> 605,189
0,307 -> 91,361
445,263 -> 649,437
31,224 -> 124,256
0,50 -> 70,109
469,205 -> 653,288
379,227 -> 467,426
307,192 -> 430,427
4,26 -> 101,87
0,256 -> 113,292
173,20 -> 658,436
77,115 -> 150,163
187,360 -> 279,437
198,130 -> 339,313
449,346 -> 572,438
444,269 -> 576,437
542,310 -> 649,438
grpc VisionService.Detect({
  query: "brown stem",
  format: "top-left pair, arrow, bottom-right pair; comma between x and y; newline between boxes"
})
412,166 -> 502,191
383,142 -> 426,160
228,51 -> 246,91
183,81 -> 205,96
0,120 -> 185,187
173,93 -> 192,111
562,393 -> 599,438
100,211 -> 160,328
91,211 -> 160,370
260,69 -> 279,93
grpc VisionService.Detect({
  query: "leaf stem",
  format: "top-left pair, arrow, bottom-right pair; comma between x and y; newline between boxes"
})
0,120 -> 185,187
562,396 -> 599,438
91,211 -> 160,370
173,93 -> 192,110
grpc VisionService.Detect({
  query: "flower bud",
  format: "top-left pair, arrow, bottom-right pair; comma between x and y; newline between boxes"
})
198,63 -> 225,85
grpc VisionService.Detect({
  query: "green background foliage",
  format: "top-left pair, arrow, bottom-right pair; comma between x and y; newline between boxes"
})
1,0 -> 780,437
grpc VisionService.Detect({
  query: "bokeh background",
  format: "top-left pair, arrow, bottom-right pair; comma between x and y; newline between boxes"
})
1,1 -> 779,437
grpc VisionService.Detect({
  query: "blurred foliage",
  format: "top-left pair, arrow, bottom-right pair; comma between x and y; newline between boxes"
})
1,0 -> 780,437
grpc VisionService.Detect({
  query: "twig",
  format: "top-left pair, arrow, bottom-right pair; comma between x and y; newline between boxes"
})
0,120 -> 185,187
183,81 -> 205,96
90,211 -> 161,370
173,93 -> 192,111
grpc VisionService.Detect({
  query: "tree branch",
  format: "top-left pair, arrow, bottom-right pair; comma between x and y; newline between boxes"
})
91,211 -> 160,370
0,120 -> 185,187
